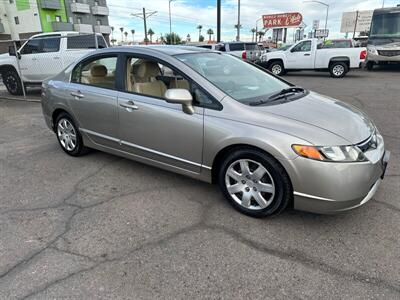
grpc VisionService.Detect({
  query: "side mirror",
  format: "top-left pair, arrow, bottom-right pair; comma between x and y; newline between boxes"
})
165,89 -> 194,115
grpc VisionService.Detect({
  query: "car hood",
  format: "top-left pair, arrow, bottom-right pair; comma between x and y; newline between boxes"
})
255,92 -> 375,145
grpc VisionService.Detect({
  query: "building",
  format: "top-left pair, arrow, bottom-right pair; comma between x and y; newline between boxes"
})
0,0 -> 110,41
0,0 -> 42,40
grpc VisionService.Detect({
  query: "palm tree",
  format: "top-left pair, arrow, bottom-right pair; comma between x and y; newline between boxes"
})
119,27 -> 124,43
251,28 -> 256,42
111,26 -> 114,41
257,31 -> 265,42
196,24 -> 203,42
206,28 -> 214,42
148,28 -> 155,43
131,29 -> 135,43
124,31 -> 128,42
234,24 -> 242,41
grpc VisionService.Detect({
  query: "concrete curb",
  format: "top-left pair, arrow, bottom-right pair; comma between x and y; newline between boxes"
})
0,95 -> 41,103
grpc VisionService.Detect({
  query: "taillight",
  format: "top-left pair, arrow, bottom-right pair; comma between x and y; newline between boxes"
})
360,50 -> 367,60
242,51 -> 247,60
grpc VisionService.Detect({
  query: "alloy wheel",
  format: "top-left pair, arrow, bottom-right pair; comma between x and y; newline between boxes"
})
5,75 -> 18,94
57,118 -> 77,151
332,64 -> 345,77
271,64 -> 282,75
225,159 -> 275,210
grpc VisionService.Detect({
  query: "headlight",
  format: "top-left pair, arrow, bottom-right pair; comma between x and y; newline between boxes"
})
292,144 -> 367,162
260,55 -> 268,62
367,46 -> 378,55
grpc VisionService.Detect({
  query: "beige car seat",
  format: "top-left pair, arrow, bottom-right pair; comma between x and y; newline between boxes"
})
133,61 -> 167,98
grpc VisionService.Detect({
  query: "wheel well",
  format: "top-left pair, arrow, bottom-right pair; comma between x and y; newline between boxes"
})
0,65 -> 18,77
211,144 -> 283,184
52,109 -> 68,131
267,59 -> 284,68
329,57 -> 350,68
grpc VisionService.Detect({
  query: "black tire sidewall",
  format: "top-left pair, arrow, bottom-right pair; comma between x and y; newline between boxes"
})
4,70 -> 23,95
218,149 -> 292,217
55,113 -> 86,156
330,62 -> 348,78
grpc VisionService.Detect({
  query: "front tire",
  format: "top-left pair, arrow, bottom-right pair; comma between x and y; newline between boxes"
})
218,148 -> 292,218
3,69 -> 23,95
55,113 -> 88,157
329,62 -> 348,78
269,61 -> 286,76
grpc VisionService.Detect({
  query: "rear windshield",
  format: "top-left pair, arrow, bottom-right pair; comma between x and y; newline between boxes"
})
67,35 -> 107,49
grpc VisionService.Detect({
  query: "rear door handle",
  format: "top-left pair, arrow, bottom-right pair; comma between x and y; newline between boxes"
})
304,53 -> 311,56
71,91 -> 84,99
120,101 -> 139,111
53,56 -> 61,60
32,58 -> 38,61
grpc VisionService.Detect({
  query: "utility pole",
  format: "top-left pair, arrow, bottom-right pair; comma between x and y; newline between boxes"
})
131,8 -> 157,45
169,0 -> 174,44
353,10 -> 359,39
217,0 -> 221,42
236,0 -> 241,41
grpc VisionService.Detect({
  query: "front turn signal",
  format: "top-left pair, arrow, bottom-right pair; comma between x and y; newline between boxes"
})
292,145 -> 325,161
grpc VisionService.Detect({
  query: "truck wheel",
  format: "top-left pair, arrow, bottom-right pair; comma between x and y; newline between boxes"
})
3,69 -> 23,95
269,61 -> 285,76
366,61 -> 374,71
329,62 -> 348,78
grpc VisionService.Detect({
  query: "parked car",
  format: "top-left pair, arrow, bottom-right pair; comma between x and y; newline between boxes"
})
41,46 -> 389,217
259,38 -> 367,78
0,31 -> 107,95
196,42 -> 262,62
322,39 -> 355,48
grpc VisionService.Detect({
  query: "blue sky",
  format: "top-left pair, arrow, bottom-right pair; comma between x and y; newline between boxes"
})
108,0 -> 400,42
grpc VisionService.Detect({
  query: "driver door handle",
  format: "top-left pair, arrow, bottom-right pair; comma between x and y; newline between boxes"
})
71,91 -> 84,99
120,101 -> 139,111
304,53 -> 311,56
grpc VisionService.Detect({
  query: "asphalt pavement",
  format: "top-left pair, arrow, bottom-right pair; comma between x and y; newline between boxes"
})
0,68 -> 399,299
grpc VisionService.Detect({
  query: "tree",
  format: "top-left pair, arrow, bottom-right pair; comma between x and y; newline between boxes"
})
119,27 -> 124,43
124,31 -> 128,42
257,31 -> 265,42
199,35 -> 205,42
111,26 -> 114,40
131,29 -> 135,43
251,28 -> 256,42
165,33 -> 181,45
196,24 -> 203,42
206,28 -> 214,42
148,28 -> 155,43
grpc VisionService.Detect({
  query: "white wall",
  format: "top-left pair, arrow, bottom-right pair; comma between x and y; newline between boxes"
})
0,1 -> 42,40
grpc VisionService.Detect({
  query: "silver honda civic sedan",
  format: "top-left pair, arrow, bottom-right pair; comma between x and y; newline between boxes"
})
41,46 -> 390,217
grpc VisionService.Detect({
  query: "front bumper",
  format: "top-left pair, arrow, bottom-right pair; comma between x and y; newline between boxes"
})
281,148 -> 390,214
367,52 -> 400,63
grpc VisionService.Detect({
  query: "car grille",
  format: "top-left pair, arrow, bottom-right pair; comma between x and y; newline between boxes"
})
377,50 -> 400,57
357,133 -> 378,153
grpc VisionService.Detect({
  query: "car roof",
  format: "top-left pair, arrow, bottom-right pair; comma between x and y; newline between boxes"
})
95,45 -> 216,56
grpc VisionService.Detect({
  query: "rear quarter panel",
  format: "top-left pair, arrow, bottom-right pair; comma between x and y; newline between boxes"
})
315,48 -> 365,68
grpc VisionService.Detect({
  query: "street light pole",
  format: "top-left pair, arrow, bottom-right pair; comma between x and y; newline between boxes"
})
255,17 -> 262,34
169,0 -> 175,44
303,1 -> 329,32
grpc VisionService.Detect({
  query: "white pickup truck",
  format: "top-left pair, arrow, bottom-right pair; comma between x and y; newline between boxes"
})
259,38 -> 366,78
0,31 -> 107,95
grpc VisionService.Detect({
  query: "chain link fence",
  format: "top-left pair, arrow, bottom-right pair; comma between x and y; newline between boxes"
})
0,33 -> 105,101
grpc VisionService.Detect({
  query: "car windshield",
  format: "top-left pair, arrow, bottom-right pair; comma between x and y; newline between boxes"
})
176,53 -> 289,103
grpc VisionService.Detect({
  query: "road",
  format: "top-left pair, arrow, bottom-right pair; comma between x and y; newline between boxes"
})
0,69 -> 399,299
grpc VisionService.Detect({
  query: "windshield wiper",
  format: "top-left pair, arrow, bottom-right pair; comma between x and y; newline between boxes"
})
268,87 -> 305,100
249,87 -> 305,106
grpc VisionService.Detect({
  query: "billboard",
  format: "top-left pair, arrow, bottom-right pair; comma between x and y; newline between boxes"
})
340,10 -> 373,33
263,12 -> 303,29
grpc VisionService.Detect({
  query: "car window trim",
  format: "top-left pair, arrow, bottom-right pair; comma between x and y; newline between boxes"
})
119,52 -> 223,111
70,52 -> 123,92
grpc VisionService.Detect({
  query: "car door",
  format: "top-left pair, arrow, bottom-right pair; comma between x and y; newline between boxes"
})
35,34 -> 63,80
18,38 -> 42,81
117,55 -> 204,173
66,54 -> 120,148
286,40 -> 314,69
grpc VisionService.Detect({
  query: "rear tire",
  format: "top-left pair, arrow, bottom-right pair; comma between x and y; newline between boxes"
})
218,148 -> 292,218
269,61 -> 286,76
55,113 -> 88,157
366,61 -> 375,71
329,62 -> 348,78
3,69 -> 23,95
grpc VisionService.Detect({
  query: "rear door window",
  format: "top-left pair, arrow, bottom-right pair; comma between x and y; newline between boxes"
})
67,35 -> 107,49
228,43 -> 245,51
